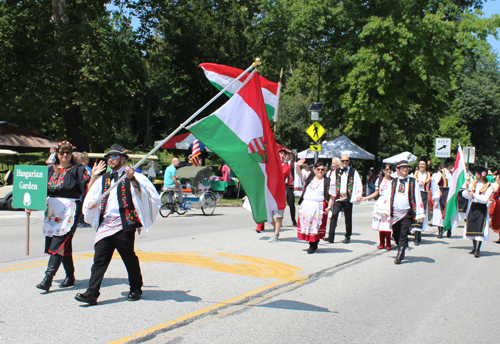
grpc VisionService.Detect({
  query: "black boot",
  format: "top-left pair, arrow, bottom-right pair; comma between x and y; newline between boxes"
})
414,231 -> 421,246
75,290 -> 99,305
60,255 -> 75,288
446,228 -> 452,238
437,227 -> 443,238
469,240 -> 477,255
394,246 -> 406,264
36,254 -> 63,291
307,241 -> 318,254
475,242 -> 482,258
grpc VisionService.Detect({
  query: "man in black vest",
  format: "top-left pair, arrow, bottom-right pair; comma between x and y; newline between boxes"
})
381,160 -> 424,264
75,145 -> 149,305
324,154 -> 363,244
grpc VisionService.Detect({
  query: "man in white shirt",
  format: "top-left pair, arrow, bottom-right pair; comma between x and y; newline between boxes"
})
381,160 -> 424,264
76,145 -> 161,305
324,155 -> 362,244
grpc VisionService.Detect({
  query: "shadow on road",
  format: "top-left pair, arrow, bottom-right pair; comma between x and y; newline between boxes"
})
258,299 -> 336,313
418,239 -> 450,245
140,289 -> 202,302
313,247 -> 352,254
405,256 -> 436,263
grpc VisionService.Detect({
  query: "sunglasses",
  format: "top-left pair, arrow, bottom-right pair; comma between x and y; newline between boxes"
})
316,168 -> 325,171
107,155 -> 122,160
341,160 -> 349,162
58,151 -> 71,156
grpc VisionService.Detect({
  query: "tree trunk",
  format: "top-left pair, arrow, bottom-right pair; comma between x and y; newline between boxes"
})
53,0 -> 89,151
363,120 -> 381,195
142,92 -> 152,149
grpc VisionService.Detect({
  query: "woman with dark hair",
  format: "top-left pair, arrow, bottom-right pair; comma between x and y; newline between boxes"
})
363,163 -> 393,249
296,161 -> 334,254
411,157 -> 432,245
462,166 -> 492,258
33,141 -> 101,291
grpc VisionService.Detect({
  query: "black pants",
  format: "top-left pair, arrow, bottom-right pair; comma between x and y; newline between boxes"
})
328,200 -> 353,239
87,229 -> 142,296
392,213 -> 413,248
286,187 -> 296,224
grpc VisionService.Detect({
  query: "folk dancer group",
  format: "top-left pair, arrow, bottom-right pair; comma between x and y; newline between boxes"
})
287,151 -> 498,263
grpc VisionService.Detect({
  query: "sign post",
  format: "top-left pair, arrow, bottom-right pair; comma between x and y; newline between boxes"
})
12,165 -> 48,255
306,121 -> 326,163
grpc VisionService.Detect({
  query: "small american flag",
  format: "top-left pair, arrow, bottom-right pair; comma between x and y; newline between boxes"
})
190,138 -> 202,166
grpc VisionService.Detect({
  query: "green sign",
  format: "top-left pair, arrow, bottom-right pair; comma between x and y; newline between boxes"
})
12,165 -> 48,210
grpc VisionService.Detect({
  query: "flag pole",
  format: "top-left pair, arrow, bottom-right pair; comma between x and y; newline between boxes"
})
95,59 -> 262,203
273,67 -> 283,134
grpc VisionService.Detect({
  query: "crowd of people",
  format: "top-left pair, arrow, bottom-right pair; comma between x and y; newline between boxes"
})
258,149 -> 499,264
32,142 -> 498,304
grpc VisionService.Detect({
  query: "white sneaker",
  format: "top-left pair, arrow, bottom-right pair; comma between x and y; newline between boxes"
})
269,234 -> 279,243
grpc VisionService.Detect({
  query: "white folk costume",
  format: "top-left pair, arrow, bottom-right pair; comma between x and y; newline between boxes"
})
298,174 -> 331,253
412,170 -> 432,233
371,176 -> 393,250
325,166 -> 362,243
374,170 -> 425,264
371,177 -> 393,232
297,176 -> 330,241
462,180 -> 492,242
83,167 -> 161,238
374,177 -> 425,233
431,168 -> 452,227
76,144 -> 161,305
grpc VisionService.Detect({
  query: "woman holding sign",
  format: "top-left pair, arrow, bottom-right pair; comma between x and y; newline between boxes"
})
34,141 -> 104,291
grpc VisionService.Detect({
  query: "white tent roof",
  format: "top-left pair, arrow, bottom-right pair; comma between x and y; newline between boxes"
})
298,135 -> 375,160
382,151 -> 417,164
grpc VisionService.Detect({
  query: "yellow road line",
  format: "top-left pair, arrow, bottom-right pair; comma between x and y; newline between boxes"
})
0,255 -> 91,273
108,280 -> 287,344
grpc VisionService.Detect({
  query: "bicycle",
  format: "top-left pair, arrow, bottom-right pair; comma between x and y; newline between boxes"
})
159,187 -> 217,218
159,189 -> 188,218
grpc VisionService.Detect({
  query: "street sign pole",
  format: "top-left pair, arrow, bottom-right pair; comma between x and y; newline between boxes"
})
13,165 -> 48,256
26,211 -> 30,255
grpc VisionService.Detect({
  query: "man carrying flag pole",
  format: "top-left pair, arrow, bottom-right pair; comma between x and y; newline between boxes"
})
443,145 -> 468,234
189,69 -> 286,224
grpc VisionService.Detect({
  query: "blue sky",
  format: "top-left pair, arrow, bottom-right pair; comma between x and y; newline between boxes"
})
481,0 -> 500,57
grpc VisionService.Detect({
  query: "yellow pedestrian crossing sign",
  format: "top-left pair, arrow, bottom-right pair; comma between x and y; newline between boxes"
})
310,145 -> 322,151
306,121 -> 325,141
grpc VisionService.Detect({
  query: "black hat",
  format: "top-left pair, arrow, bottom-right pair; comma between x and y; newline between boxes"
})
475,166 -> 488,175
396,160 -> 410,169
444,158 -> 454,167
104,144 -> 132,159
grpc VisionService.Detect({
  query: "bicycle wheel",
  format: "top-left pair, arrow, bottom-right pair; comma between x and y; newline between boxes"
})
176,201 -> 187,215
201,191 -> 216,216
159,192 -> 174,218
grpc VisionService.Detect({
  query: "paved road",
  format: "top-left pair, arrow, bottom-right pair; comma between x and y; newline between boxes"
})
1,203 -> 499,343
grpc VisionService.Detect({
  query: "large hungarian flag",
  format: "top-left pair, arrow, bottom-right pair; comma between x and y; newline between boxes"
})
199,63 -> 280,123
188,70 -> 286,222
443,145 -> 467,231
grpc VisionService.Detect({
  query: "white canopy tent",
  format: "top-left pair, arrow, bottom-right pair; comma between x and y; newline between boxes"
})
297,135 -> 375,160
382,151 -> 417,164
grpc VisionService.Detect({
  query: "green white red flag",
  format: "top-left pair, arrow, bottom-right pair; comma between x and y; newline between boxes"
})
199,63 -> 281,123
443,145 -> 467,231
188,70 -> 286,223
